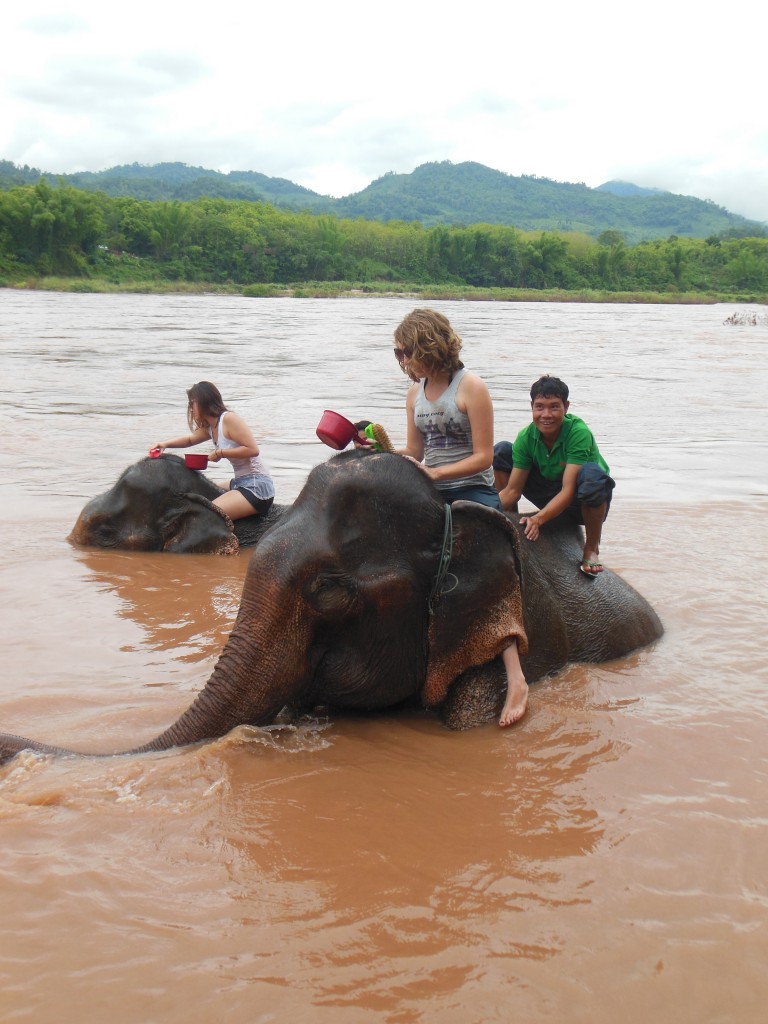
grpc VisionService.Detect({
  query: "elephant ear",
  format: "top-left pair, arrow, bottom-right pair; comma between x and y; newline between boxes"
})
423,502 -> 528,708
160,493 -> 239,555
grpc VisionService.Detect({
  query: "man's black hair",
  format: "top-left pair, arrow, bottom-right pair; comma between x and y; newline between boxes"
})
530,375 -> 569,403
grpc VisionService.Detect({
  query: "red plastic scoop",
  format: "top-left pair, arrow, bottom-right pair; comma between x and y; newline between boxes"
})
316,410 -> 360,450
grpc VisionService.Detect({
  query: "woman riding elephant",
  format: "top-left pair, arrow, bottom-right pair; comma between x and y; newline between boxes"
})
392,308 -> 528,729
151,381 -> 275,522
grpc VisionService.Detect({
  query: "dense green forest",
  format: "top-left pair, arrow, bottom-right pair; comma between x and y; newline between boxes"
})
1,158 -> 764,243
1,180 -> 767,297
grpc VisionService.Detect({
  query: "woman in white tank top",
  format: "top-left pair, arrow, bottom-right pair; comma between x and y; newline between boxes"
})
392,309 -> 528,730
152,381 -> 275,522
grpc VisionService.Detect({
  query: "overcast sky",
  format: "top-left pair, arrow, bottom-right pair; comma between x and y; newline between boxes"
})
3,0 -> 766,223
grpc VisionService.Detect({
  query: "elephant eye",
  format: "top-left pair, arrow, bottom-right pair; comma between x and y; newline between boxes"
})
304,572 -> 358,618
89,518 -> 117,545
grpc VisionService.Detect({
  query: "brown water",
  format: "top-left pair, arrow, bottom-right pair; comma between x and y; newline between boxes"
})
1,291 -> 766,1023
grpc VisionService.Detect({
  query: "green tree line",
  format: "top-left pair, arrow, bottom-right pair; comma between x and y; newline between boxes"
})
1,181 -> 767,294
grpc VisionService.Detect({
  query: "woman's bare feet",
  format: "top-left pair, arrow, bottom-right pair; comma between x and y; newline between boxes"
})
499,677 -> 528,727
500,643 -> 528,727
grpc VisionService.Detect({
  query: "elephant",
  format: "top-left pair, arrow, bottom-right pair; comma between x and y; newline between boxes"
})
68,453 -> 284,555
0,449 -> 663,765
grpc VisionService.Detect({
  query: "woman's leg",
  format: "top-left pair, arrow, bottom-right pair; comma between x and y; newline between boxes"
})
499,640 -> 528,727
213,489 -> 259,521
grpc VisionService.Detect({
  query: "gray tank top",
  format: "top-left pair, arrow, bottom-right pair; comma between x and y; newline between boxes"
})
413,368 -> 495,492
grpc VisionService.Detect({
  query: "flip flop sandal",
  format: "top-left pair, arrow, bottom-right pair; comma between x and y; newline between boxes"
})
579,560 -> 603,577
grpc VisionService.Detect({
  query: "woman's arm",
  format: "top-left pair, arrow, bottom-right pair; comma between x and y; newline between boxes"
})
397,383 -> 426,461
427,373 -> 494,483
210,411 -> 260,463
152,426 -> 210,452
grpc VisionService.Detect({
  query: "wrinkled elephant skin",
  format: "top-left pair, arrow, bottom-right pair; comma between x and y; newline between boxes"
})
1,450 -> 662,764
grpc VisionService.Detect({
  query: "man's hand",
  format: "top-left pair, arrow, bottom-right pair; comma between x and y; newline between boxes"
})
520,514 -> 542,541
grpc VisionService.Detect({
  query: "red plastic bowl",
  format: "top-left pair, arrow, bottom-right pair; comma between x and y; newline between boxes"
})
316,410 -> 359,450
185,453 -> 209,470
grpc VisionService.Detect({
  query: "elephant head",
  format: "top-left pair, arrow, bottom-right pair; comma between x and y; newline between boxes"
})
0,449 -> 663,764
69,454 -> 240,555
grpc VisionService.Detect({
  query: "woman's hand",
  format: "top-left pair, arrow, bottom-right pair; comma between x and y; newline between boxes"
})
401,454 -> 431,476
209,448 -> 224,463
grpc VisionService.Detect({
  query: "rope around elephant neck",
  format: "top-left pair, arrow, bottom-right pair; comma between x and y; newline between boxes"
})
428,503 -> 456,615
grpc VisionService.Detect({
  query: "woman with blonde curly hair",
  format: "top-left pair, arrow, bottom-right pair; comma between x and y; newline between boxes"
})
394,308 -> 499,506
393,308 -> 528,727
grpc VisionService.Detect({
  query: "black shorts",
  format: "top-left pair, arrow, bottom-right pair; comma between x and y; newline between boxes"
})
230,480 -> 274,515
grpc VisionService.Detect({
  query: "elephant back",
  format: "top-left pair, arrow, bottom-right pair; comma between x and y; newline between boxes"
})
514,518 -> 663,673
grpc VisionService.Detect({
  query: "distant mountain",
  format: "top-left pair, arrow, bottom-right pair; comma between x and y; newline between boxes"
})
596,180 -> 668,198
0,158 -> 763,242
334,162 -> 763,241
0,159 -> 328,208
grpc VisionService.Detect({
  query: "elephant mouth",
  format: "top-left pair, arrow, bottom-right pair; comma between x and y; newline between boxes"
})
311,639 -> 426,711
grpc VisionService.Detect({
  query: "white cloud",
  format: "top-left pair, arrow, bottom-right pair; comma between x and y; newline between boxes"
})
2,0 -> 766,222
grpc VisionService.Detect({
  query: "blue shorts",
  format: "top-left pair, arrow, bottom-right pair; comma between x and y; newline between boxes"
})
439,484 -> 502,509
493,442 -> 614,523
492,441 -> 514,475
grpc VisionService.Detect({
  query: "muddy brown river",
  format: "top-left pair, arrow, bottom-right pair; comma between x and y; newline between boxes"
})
0,291 -> 766,1022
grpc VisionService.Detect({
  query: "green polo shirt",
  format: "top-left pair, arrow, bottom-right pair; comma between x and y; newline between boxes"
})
512,414 -> 610,482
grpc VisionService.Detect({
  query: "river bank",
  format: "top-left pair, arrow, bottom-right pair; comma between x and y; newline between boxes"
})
3,275 -> 768,304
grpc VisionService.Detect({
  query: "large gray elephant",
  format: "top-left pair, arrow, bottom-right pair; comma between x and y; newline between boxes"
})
0,450 -> 663,764
68,453 -> 283,555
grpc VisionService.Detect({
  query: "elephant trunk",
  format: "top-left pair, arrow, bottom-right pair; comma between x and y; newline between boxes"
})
0,570 -> 315,765
128,570 -> 313,755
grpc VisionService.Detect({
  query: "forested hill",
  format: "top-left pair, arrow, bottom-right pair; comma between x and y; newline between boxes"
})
0,158 -> 764,243
334,163 -> 764,241
0,160 -> 323,208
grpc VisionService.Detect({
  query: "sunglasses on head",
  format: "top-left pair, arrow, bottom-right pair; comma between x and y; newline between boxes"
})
393,347 -> 413,363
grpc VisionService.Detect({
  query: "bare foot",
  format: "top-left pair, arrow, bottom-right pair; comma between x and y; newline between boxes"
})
499,674 -> 528,727
500,643 -> 528,727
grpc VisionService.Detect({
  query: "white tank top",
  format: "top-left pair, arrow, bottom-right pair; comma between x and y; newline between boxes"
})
210,411 -> 272,483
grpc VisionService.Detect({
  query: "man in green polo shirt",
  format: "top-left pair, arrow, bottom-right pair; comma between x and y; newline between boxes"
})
496,375 -> 615,577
